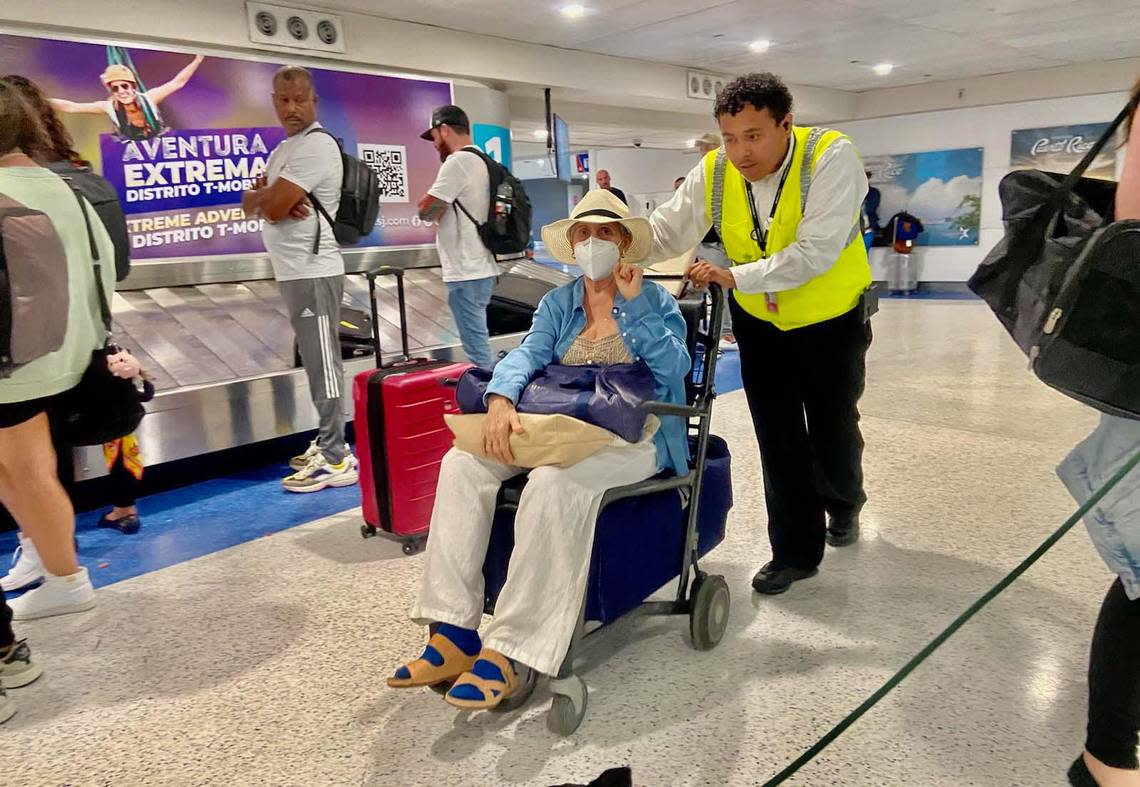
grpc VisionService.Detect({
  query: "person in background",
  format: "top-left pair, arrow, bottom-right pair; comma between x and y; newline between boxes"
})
595,169 -> 628,206
0,81 -> 116,619
0,75 -> 148,542
1061,80 -> 1140,787
693,132 -> 736,350
863,170 -> 882,243
417,105 -> 501,370
649,72 -> 872,595
242,66 -> 357,494
97,356 -> 154,533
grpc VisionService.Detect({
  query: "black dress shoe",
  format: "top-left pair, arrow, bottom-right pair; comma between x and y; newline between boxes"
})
752,562 -> 819,595
826,515 -> 860,547
1067,755 -> 1098,786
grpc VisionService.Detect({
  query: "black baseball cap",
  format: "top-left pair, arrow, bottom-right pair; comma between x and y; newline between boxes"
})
420,105 -> 470,141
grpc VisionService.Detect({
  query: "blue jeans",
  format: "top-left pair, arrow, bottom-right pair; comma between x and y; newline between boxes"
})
447,277 -> 497,369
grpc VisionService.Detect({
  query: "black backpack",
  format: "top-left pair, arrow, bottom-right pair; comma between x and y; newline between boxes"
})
305,128 -> 381,253
454,147 -> 532,258
48,161 -> 131,282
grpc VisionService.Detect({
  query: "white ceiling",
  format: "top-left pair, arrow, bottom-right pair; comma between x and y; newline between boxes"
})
305,0 -> 1140,150
311,0 -> 1140,91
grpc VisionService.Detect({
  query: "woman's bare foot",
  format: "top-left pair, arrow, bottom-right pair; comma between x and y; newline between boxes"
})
1085,751 -> 1140,787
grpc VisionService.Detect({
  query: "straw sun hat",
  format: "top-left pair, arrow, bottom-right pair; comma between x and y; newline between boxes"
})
541,189 -> 653,267
101,65 -> 138,86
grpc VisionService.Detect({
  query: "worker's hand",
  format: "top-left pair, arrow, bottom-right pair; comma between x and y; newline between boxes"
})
251,175 -> 267,191
483,394 -> 524,465
289,199 -> 312,220
614,260 -> 643,302
686,260 -> 736,290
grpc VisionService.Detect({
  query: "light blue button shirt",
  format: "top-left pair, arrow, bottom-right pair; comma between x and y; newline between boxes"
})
485,277 -> 692,475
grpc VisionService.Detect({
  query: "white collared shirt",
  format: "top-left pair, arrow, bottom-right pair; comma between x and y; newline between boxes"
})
648,136 -> 868,295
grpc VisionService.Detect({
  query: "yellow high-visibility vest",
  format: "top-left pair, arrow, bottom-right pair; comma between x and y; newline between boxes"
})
704,126 -> 871,331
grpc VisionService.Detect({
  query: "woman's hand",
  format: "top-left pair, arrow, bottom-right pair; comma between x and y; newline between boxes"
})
615,261 -> 643,301
107,349 -> 142,380
482,394 -> 525,465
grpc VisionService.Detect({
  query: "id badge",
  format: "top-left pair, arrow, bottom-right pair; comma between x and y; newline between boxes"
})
765,293 -> 779,314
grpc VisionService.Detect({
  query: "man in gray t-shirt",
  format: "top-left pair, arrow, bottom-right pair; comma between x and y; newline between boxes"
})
242,66 -> 356,493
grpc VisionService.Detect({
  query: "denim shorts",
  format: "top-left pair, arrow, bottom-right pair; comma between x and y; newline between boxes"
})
1058,414 -> 1140,600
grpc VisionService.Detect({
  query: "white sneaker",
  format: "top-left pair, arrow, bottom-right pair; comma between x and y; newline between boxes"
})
282,453 -> 359,494
1,536 -> 45,593
290,441 -> 355,472
9,567 -> 96,621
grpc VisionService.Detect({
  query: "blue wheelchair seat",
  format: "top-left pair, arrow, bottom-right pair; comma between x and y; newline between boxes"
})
482,435 -> 732,625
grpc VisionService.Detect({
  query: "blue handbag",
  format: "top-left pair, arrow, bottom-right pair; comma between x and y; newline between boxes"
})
456,362 -> 656,443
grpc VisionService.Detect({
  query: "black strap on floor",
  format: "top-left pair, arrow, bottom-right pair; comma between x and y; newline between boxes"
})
761,447 -> 1140,787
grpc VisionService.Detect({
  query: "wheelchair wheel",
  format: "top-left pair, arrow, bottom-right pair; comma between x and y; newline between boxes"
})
547,675 -> 588,736
689,574 -> 730,651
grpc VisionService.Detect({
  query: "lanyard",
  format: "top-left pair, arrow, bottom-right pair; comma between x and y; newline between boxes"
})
745,133 -> 796,257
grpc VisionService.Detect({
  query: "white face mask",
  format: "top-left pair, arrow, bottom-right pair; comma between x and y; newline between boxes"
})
573,236 -> 621,281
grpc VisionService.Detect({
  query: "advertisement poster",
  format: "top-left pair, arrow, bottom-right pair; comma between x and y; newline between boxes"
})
0,32 -> 452,260
1011,122 -> 1116,180
473,123 -> 512,166
863,148 -> 984,246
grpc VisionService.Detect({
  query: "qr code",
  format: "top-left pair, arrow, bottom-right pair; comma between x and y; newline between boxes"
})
358,143 -> 409,204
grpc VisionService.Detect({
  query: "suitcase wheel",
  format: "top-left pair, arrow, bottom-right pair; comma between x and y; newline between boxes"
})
402,537 -> 426,556
361,524 -> 377,539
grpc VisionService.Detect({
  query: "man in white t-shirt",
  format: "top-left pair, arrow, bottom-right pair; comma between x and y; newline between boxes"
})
417,105 -> 500,368
241,66 -> 357,493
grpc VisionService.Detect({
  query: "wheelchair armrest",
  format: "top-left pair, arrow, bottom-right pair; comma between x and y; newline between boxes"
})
642,400 -> 700,419
600,471 -> 695,506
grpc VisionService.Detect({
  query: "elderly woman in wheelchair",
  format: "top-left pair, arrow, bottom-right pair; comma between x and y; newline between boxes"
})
388,190 -> 691,711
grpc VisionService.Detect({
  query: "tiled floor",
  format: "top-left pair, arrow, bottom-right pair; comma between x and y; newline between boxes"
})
2,299 -> 1126,787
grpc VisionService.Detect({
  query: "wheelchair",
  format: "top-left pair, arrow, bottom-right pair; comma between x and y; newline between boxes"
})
479,283 -> 734,735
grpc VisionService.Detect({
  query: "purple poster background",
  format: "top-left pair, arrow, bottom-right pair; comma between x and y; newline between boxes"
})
0,32 -> 452,260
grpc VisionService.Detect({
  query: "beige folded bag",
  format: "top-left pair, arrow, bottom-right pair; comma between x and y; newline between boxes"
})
444,412 -> 618,468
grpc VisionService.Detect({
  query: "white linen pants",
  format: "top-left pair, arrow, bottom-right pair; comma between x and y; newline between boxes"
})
412,442 -> 658,675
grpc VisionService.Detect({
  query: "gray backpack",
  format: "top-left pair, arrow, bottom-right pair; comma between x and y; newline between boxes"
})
0,194 -> 70,378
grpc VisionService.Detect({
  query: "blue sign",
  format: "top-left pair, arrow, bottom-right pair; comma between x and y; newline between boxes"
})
473,123 -> 512,167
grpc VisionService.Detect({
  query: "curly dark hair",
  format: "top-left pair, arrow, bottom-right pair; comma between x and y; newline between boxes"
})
1,74 -> 89,166
714,72 -> 793,122
0,80 -> 48,159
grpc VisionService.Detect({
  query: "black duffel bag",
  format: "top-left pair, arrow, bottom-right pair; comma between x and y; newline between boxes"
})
968,93 -> 1140,420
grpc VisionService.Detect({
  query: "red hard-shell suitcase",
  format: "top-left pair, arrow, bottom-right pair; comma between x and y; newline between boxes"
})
353,267 -> 471,553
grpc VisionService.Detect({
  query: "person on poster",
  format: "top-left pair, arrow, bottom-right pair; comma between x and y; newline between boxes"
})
49,54 -> 204,141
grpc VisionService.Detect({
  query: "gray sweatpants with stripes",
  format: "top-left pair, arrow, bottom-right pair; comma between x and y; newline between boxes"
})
279,275 -> 347,465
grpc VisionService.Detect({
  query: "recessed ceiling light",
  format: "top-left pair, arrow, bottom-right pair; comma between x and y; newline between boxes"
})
533,129 -> 548,139
560,4 -> 586,18
750,39 -> 771,54
873,63 -> 894,76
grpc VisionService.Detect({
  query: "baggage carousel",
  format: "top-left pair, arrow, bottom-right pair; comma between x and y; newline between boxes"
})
74,249 -> 570,480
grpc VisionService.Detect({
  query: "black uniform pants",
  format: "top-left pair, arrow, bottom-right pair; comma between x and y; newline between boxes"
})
731,297 -> 872,570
